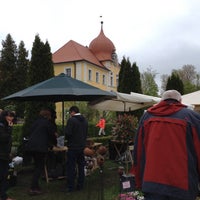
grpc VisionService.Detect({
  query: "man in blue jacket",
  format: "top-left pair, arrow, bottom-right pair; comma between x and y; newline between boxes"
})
134,90 -> 200,200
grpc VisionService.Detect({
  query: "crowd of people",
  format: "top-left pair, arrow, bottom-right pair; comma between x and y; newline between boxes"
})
1,90 -> 200,200
0,106 -> 88,199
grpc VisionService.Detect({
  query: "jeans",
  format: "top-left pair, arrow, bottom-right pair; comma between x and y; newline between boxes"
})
66,149 -> 85,191
0,159 -> 9,200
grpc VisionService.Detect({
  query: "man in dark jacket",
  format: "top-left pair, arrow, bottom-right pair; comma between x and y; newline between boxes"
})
0,110 -> 15,200
64,106 -> 88,193
133,90 -> 200,200
26,109 -> 57,195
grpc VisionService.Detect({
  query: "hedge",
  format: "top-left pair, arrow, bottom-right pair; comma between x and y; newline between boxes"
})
12,123 -> 114,146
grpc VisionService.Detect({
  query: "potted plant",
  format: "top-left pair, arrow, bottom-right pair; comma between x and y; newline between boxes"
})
109,114 -> 138,162
111,114 -> 138,143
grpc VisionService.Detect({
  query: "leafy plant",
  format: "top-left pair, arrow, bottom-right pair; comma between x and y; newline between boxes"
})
111,114 -> 138,143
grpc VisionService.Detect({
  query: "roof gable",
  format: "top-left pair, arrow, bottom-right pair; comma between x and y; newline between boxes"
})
53,40 -> 104,67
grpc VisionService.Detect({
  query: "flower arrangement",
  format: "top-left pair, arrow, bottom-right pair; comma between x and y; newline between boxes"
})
112,114 -> 138,143
118,191 -> 144,200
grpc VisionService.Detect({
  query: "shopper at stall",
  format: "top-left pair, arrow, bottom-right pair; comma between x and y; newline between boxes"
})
0,110 -> 15,200
64,106 -> 88,193
26,109 -> 57,195
134,90 -> 200,200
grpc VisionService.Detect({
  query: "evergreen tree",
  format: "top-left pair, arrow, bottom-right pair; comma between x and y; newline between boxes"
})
0,34 -> 17,109
118,57 -> 142,94
131,62 -> 142,93
121,58 -> 132,93
117,57 -> 143,118
15,41 -> 29,118
117,56 -> 126,92
166,72 -> 184,94
118,57 -> 132,93
130,62 -> 143,118
23,35 -> 55,137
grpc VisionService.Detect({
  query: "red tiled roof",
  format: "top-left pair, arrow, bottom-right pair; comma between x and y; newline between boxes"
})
53,40 -> 104,67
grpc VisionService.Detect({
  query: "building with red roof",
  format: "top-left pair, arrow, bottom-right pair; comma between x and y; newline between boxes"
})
52,21 -> 120,92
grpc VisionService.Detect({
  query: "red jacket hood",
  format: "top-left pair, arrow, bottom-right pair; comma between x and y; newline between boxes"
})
147,100 -> 187,116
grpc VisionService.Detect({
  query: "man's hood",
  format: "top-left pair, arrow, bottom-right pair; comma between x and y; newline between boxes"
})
73,113 -> 85,122
147,100 -> 187,116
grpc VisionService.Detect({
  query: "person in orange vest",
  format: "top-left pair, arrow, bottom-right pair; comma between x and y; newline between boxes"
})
96,117 -> 106,136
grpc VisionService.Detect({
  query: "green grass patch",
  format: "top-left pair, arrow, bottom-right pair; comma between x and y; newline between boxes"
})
8,159 -> 123,200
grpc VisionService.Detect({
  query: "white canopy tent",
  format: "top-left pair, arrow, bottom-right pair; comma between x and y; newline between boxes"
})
89,92 -> 161,112
182,91 -> 200,111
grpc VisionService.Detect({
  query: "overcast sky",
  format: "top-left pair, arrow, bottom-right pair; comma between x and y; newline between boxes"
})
1,0 -> 200,85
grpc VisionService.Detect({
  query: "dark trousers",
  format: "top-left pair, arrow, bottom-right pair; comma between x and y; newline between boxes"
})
144,193 -> 191,200
30,152 -> 46,190
66,149 -> 85,191
0,159 -> 9,200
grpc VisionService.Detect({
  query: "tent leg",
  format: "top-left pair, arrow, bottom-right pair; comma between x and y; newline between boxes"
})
62,101 -> 64,133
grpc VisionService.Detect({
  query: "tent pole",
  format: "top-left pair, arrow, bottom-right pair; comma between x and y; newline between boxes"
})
62,101 -> 64,134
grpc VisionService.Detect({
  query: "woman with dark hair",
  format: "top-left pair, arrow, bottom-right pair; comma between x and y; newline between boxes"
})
0,110 -> 15,200
26,109 -> 57,195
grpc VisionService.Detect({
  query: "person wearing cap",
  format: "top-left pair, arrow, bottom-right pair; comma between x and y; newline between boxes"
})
0,110 -> 15,200
133,90 -> 200,200
64,106 -> 88,193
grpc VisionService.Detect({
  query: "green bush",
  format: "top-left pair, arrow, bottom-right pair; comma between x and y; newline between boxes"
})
12,123 -> 115,147
12,125 -> 23,146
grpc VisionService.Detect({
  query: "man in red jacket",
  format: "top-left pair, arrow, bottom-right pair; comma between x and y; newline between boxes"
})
134,90 -> 200,200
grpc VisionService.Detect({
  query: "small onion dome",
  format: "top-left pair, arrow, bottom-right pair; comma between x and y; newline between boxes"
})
89,21 -> 116,61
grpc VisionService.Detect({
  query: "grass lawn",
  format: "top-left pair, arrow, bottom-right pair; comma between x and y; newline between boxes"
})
7,159 -> 124,200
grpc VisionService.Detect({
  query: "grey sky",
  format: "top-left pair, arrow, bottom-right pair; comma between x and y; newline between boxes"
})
1,0 -> 200,85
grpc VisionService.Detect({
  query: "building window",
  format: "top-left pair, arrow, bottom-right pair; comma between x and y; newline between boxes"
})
116,74 -> 119,87
102,74 -> 106,85
96,72 -> 99,83
109,72 -> 113,87
110,76 -> 113,87
65,68 -> 71,77
88,69 -> 92,81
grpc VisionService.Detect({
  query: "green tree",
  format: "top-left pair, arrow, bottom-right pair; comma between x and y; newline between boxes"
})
166,72 -> 184,94
131,62 -> 142,93
15,41 -> 29,118
0,34 -> 18,109
173,65 -> 198,94
117,56 -> 143,118
118,56 -> 132,93
118,57 -> 142,94
23,35 -> 55,137
141,68 -> 159,96
117,56 -> 126,92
